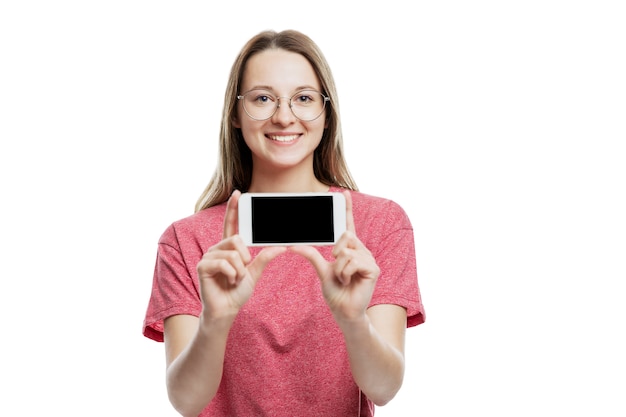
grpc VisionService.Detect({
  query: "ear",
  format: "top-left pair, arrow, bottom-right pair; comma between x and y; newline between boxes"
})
232,115 -> 241,128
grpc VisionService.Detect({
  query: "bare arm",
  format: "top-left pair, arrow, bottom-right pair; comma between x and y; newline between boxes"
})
290,191 -> 408,405
163,191 -> 286,416
164,314 -> 234,417
339,304 -> 406,405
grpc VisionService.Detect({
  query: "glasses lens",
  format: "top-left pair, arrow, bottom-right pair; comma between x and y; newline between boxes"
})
241,90 -> 277,120
290,90 -> 327,121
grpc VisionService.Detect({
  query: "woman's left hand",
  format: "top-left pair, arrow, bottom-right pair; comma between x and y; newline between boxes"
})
290,191 -> 380,324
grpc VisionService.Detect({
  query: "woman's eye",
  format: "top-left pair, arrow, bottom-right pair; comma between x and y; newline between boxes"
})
295,94 -> 312,103
254,94 -> 273,104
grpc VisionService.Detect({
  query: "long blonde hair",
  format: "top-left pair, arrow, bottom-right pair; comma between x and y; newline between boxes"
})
195,29 -> 358,212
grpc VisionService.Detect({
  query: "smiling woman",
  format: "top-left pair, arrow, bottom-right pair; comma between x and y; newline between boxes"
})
233,48 -> 330,182
3,1 -> 624,416
142,29 -> 425,417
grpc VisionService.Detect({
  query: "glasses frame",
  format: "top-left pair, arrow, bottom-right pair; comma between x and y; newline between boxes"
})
236,89 -> 330,122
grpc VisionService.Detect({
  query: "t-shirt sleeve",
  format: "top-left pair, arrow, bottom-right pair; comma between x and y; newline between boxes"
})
142,224 -> 203,342
368,200 -> 425,328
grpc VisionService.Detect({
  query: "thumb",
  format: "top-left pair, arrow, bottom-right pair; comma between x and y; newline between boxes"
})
222,190 -> 241,239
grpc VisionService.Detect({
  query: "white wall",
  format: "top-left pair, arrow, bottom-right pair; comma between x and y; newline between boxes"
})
1,1 -> 624,415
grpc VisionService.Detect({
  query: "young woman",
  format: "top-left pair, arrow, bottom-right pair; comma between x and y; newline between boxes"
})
143,29 -> 425,417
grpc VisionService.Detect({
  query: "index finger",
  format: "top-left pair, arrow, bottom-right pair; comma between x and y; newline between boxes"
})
223,189 -> 241,239
343,190 -> 356,234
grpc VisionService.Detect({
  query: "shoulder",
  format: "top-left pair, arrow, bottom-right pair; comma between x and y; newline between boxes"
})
158,203 -> 228,250
332,187 -> 413,230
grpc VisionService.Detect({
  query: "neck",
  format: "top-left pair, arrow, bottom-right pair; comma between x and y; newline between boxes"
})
248,165 -> 329,193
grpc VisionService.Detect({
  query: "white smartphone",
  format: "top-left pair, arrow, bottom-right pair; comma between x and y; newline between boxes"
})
238,192 -> 347,246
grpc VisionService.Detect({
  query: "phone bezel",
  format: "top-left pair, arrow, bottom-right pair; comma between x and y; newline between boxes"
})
237,192 -> 347,246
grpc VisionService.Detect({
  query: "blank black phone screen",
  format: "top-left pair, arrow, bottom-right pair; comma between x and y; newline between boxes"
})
251,196 -> 334,244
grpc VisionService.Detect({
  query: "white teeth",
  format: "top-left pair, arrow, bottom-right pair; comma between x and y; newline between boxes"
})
268,135 -> 298,142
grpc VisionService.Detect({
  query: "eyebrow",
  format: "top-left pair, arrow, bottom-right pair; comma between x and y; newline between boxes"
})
244,85 -> 321,93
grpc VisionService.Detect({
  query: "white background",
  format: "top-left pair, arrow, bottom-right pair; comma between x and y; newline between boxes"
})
1,1 -> 625,415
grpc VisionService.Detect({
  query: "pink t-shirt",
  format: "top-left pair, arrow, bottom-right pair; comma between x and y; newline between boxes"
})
143,187 -> 425,416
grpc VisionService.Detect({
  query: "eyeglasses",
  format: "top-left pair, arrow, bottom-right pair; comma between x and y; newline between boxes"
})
237,89 -> 330,121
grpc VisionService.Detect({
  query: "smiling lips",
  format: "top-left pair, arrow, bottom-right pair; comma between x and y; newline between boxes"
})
268,134 -> 300,142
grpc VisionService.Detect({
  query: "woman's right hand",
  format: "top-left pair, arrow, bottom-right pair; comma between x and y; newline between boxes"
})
196,190 -> 286,320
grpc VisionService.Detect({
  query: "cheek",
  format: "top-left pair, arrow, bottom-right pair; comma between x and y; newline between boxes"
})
239,123 -> 264,148
306,120 -> 327,140
236,113 -> 254,134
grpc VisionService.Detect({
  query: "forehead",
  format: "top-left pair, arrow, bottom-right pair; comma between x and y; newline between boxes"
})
241,48 -> 321,92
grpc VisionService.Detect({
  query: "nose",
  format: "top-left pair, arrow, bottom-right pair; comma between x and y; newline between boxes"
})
271,96 -> 296,125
